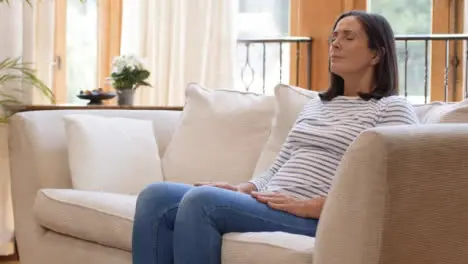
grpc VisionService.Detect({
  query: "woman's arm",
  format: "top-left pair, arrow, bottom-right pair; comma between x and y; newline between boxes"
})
248,99 -> 317,191
197,142 -> 295,194
378,96 -> 419,126
248,143 -> 294,191
248,98 -> 319,193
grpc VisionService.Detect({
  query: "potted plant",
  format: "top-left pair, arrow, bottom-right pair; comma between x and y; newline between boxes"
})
0,2 -> 57,259
107,54 -> 151,106
0,0 -> 86,4
0,57 -> 55,122
0,0 -> 58,123
0,0 -> 31,4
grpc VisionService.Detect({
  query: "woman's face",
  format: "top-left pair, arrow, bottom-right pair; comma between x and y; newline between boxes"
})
329,16 -> 379,77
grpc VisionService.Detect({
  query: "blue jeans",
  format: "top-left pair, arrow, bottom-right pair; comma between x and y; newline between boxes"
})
132,182 -> 319,264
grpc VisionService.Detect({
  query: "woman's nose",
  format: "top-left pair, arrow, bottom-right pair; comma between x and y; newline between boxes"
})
330,39 -> 341,49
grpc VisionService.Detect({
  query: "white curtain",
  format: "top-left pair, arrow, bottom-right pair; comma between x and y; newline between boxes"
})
31,0 -> 56,105
0,0 -> 55,256
120,0 -> 238,106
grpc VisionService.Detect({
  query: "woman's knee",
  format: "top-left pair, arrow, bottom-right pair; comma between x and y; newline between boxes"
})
137,182 -> 167,203
136,182 -> 191,212
179,186 -> 226,211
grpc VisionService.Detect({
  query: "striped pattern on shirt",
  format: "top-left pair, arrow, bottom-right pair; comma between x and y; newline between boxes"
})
250,95 -> 419,199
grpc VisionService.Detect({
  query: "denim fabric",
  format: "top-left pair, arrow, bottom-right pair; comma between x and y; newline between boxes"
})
132,182 -> 318,264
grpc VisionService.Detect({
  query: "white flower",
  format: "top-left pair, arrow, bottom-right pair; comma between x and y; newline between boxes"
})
111,54 -> 146,74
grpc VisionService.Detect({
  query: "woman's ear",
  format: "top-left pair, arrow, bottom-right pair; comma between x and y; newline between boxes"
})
371,47 -> 385,65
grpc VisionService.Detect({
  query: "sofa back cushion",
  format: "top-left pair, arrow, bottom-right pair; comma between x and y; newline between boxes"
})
11,93 -> 468,194
161,83 -> 276,185
413,99 -> 468,124
63,114 -> 164,195
9,109 -> 181,190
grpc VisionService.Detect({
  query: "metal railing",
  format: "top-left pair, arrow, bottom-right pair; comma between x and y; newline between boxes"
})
395,34 -> 468,104
236,37 -> 312,94
236,34 -> 468,104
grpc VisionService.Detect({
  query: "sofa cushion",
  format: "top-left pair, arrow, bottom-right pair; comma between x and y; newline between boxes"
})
430,99 -> 468,123
34,188 -> 315,262
412,99 -> 468,124
252,84 -> 318,176
34,188 -> 136,251
162,83 -> 276,185
10,110 -> 181,193
222,232 -> 314,264
412,102 -> 446,123
63,114 -> 164,195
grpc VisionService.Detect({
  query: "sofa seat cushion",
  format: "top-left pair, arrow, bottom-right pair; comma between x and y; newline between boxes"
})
34,188 -> 136,251
34,189 -> 315,261
222,232 -> 314,264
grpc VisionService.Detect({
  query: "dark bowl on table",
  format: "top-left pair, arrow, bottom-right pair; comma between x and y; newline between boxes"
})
77,92 -> 117,105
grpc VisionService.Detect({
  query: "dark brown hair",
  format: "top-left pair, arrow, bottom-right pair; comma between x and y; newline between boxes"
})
319,10 -> 399,101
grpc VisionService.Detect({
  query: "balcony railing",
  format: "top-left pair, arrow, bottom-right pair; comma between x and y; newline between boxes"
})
236,37 -> 312,95
237,34 -> 468,104
394,34 -> 468,104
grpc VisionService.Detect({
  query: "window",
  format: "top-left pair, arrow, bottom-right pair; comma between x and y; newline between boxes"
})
368,0 -> 433,104
369,0 -> 465,103
66,0 -> 98,105
236,0 -> 290,95
238,0 -> 289,37
53,0 -> 121,105
292,0 -> 464,103
50,0 -> 465,104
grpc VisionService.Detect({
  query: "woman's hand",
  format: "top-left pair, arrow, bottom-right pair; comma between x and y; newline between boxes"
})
194,182 -> 257,194
194,182 -> 238,191
251,191 -> 325,218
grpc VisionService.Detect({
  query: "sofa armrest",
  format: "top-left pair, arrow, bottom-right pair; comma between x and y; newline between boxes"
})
314,124 -> 468,264
7,109 -> 181,263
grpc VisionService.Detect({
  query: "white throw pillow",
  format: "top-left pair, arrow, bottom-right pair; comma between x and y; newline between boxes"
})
161,83 -> 276,185
419,99 -> 468,124
252,84 -> 318,176
63,114 -> 163,195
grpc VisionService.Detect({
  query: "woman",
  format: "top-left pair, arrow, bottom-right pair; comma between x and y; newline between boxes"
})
132,10 -> 419,264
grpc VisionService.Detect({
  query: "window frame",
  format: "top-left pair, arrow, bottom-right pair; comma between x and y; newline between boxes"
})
52,0 -> 465,104
52,0 -> 122,105
290,0 -> 465,102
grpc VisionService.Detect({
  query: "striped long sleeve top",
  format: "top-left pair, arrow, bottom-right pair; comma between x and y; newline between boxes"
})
249,95 -> 419,200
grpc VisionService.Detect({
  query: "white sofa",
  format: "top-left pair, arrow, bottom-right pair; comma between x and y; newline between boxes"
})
8,84 -> 468,264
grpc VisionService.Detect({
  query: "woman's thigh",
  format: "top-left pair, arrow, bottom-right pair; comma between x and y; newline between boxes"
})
133,182 -> 194,264
134,182 -> 194,226
177,186 -> 319,237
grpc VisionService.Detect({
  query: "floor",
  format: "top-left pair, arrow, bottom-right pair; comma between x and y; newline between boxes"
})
0,255 -> 19,264
0,254 -> 18,263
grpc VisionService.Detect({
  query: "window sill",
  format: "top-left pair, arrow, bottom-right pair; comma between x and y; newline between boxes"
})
6,104 -> 183,114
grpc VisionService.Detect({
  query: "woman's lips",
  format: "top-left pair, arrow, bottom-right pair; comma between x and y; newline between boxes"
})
330,55 -> 343,59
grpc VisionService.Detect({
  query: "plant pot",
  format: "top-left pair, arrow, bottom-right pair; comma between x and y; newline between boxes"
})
117,89 -> 135,106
